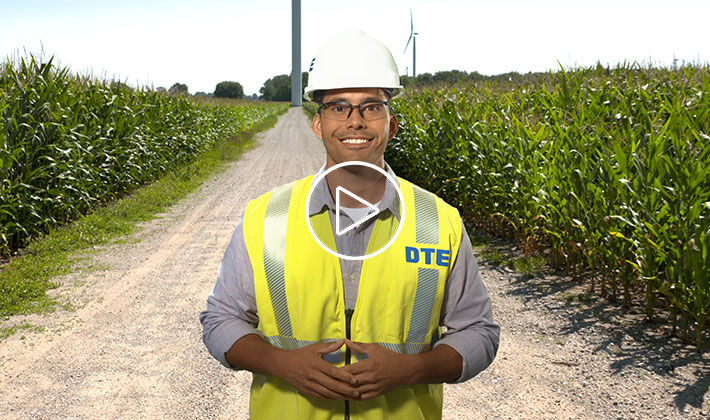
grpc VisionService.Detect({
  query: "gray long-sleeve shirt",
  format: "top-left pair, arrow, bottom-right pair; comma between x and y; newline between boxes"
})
200,164 -> 500,383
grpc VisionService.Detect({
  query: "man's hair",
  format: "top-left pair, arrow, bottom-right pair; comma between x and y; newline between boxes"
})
313,88 -> 393,106
312,90 -> 325,105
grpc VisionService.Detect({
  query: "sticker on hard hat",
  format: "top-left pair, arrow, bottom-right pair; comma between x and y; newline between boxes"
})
304,161 -> 405,261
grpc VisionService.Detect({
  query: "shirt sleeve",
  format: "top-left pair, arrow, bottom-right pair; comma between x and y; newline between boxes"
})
199,215 -> 259,368
433,220 -> 500,383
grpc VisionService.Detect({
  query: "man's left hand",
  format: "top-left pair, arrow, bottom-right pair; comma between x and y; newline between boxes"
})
340,339 -> 415,400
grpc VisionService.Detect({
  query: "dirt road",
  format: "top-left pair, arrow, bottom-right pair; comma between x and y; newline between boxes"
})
0,108 -> 707,419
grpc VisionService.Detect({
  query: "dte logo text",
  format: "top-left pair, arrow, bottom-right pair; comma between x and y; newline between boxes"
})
405,246 -> 450,267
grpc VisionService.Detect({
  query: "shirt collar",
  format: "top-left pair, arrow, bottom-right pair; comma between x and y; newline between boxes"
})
308,162 -> 401,221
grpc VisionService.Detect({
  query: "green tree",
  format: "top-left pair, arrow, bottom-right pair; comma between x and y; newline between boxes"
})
301,71 -> 308,93
260,74 -> 290,101
259,72 -> 309,101
214,81 -> 244,99
416,72 -> 434,86
168,82 -> 188,94
432,70 -> 469,84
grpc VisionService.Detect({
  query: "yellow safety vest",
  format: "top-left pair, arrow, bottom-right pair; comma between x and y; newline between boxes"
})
242,175 -> 462,420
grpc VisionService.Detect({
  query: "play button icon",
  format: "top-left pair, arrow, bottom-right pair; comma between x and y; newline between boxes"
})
305,161 -> 406,261
335,186 -> 380,236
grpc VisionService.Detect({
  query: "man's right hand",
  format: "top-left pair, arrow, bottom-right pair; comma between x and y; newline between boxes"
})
275,339 -> 360,400
225,334 -> 359,400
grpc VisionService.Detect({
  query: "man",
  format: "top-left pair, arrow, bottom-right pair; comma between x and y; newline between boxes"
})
200,30 -> 499,419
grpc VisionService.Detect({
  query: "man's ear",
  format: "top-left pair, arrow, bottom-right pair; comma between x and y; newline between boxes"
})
388,114 -> 398,140
312,112 -> 323,140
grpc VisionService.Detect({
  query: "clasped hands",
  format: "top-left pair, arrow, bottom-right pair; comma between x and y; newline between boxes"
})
278,339 -> 415,401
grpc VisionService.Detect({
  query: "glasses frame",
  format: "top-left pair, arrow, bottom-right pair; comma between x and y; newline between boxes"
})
318,100 -> 390,121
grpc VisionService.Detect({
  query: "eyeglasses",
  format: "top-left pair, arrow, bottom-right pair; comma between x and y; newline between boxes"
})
318,100 -> 390,121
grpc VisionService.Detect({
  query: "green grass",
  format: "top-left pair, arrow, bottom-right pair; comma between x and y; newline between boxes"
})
0,110 -> 285,319
468,227 -> 547,277
476,246 -> 546,279
0,322 -> 45,340
477,247 -> 514,268
302,102 -> 319,119
513,255 -> 547,275
561,292 -> 595,305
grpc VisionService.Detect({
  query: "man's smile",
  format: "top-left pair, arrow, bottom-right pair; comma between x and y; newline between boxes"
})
340,137 -> 373,146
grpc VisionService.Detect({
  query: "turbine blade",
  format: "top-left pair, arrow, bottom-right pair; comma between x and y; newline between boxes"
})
405,8 -> 414,53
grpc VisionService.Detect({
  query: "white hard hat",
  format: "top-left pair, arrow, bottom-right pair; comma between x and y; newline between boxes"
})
303,30 -> 403,101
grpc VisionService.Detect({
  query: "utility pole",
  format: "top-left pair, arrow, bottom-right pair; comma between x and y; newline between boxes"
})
291,0 -> 302,107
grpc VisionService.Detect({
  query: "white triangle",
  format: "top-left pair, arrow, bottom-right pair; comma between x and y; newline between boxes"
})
335,186 -> 380,236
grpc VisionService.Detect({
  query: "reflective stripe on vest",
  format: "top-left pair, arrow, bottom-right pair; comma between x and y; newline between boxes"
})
408,186 -> 440,345
263,182 -> 293,337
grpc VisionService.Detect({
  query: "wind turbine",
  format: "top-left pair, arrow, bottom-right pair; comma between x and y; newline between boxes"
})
404,9 -> 418,77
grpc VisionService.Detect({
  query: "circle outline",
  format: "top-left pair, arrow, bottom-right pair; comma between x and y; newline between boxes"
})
304,161 -> 405,261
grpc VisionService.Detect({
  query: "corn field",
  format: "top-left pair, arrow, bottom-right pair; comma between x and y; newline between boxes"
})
0,55 -> 287,257
387,65 -> 710,347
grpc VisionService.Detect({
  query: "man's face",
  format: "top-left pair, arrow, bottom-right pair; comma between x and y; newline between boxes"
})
312,87 -> 398,168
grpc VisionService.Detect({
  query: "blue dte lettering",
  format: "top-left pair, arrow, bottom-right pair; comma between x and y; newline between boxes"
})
406,247 -> 450,267
421,248 -> 435,265
436,249 -> 450,267
405,246 -> 419,263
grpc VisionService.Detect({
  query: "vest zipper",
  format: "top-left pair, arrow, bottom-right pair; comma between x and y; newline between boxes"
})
344,309 -> 354,420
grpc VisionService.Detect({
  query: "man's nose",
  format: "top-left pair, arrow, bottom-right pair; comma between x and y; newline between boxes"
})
346,106 -> 366,129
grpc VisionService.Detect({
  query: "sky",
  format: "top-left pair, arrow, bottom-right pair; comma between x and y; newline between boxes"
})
2,0 -> 709,96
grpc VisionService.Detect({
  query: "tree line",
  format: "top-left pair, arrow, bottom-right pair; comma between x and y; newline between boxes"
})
162,73 -> 308,101
162,81 -> 247,99
164,69 -> 546,101
400,69 -> 549,87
